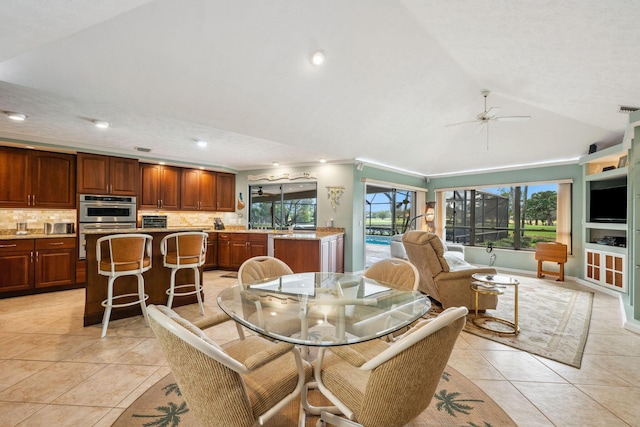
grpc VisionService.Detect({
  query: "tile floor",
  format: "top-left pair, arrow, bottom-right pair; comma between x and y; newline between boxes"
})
0,270 -> 639,426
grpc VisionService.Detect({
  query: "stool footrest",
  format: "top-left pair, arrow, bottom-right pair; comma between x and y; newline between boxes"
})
102,293 -> 149,309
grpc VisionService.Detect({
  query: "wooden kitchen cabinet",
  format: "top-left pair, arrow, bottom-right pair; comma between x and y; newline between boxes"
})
203,232 -> 218,270
217,232 -> 267,269
139,163 -> 181,209
35,238 -> 76,288
0,239 -> 34,292
0,147 -> 76,208
216,172 -> 236,212
77,153 -> 138,195
274,234 -> 344,273
181,168 -> 216,211
0,237 -> 76,296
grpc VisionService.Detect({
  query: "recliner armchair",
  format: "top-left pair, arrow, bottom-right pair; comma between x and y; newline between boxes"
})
402,231 -> 498,310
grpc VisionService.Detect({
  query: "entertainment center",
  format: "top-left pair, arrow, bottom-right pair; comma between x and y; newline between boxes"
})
580,143 -> 628,292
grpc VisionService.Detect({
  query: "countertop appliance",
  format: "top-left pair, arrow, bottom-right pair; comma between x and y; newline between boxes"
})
44,222 -> 75,235
78,194 -> 137,259
141,215 -> 168,228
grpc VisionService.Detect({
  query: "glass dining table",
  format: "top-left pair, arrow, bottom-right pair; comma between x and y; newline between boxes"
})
217,272 -> 431,347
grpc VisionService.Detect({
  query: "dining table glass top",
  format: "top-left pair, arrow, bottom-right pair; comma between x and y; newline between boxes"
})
217,272 -> 431,346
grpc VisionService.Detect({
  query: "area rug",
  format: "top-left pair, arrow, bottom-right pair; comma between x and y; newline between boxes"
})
430,275 -> 593,368
114,367 -> 516,426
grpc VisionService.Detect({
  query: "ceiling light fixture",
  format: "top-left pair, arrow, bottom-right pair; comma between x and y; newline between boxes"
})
311,50 -> 325,66
319,158 -> 327,163
272,161 -> 279,167
5,111 -> 27,121
196,140 -> 208,148
93,120 -> 109,129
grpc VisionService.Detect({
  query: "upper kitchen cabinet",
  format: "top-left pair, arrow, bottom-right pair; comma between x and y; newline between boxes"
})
181,168 -> 216,210
77,153 -> 138,196
0,146 -> 75,209
216,172 -> 236,212
139,163 -> 181,210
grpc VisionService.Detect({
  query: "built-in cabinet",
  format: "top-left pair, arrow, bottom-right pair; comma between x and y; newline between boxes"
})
580,143 -> 628,292
203,232 -> 218,270
77,153 -> 138,196
181,169 -> 217,211
217,232 -> 267,269
0,237 -> 76,294
274,234 -> 344,273
216,172 -> 236,212
0,147 -> 76,208
139,164 -> 181,210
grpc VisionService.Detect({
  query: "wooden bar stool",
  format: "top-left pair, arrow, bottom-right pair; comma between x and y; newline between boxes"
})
160,232 -> 208,315
97,233 -> 153,338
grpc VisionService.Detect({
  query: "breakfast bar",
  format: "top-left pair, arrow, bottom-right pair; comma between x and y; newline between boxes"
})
83,227 -> 208,326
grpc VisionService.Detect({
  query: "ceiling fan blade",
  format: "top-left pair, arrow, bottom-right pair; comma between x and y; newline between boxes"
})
485,106 -> 501,118
445,119 -> 479,127
495,115 -> 531,122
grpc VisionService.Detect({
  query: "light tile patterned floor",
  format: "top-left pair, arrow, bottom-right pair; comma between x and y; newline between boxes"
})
0,270 -> 639,426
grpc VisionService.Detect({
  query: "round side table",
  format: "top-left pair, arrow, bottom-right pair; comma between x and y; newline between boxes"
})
470,274 -> 519,335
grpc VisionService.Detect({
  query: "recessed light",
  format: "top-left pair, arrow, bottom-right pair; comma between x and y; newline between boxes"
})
319,158 -> 327,163
93,120 -> 109,129
159,161 -> 166,165
5,112 -> 27,121
196,140 -> 208,148
272,161 -> 279,167
311,50 -> 325,66
199,166 -> 205,170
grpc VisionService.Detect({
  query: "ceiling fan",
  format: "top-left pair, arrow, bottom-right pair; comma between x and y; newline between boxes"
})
446,89 -> 531,148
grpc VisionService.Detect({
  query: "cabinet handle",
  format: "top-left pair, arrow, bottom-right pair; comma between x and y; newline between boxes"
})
35,251 -> 39,262
0,244 -> 17,248
30,251 -> 34,263
32,194 -> 35,205
27,195 -> 31,205
160,200 -> 163,208
48,242 -> 64,246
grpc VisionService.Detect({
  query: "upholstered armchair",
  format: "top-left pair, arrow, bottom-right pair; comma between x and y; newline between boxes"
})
402,231 -> 498,310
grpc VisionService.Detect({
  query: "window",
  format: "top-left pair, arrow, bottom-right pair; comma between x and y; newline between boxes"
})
441,182 -> 571,251
248,183 -> 317,230
365,185 -> 416,236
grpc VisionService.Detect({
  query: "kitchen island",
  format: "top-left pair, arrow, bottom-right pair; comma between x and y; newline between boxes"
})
270,229 -> 345,273
83,227 -> 208,326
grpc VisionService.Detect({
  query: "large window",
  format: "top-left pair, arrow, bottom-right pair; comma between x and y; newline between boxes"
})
365,185 -> 416,236
442,182 -> 572,251
248,183 -> 317,230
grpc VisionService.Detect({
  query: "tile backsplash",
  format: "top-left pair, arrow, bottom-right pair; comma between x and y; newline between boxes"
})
138,211 -> 242,228
0,209 -> 76,233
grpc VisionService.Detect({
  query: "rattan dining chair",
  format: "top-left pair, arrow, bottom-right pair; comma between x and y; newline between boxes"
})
238,255 -> 294,285
147,304 -> 313,427
311,306 -> 468,427
363,258 -> 420,291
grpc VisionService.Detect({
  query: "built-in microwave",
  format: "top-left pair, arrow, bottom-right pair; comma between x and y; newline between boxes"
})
79,194 -> 137,223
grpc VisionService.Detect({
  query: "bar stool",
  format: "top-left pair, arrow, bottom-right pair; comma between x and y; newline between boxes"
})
160,231 -> 208,315
97,233 -> 153,338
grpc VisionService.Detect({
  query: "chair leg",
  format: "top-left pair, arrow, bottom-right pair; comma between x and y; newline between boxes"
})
193,266 -> 205,315
137,273 -> 149,326
101,277 -> 115,338
167,268 -> 178,309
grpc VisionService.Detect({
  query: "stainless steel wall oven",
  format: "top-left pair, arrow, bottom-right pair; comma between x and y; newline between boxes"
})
78,194 -> 137,259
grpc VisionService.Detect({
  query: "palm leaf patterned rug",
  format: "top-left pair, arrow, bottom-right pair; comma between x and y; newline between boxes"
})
114,366 -> 515,426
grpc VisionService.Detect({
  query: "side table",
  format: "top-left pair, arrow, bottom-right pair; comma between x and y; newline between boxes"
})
470,274 -> 519,335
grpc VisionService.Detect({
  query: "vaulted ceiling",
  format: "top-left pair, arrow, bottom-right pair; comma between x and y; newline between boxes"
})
1,0 -> 639,177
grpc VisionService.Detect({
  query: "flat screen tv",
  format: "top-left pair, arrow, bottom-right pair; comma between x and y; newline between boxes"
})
589,183 -> 627,223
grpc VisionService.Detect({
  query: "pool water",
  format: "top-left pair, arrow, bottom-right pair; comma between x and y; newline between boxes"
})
365,235 -> 392,245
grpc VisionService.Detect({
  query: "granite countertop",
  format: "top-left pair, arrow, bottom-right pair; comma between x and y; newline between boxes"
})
82,227 -> 211,235
0,233 -> 77,240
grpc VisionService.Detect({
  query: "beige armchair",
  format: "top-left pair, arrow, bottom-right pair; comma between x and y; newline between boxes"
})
312,306 -> 468,427
147,304 -> 312,427
402,231 -> 498,310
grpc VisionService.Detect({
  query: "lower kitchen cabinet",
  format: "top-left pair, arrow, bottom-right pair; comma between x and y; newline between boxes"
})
203,232 -> 218,270
585,248 -> 626,292
0,237 -> 77,296
217,232 -> 267,269
273,233 -> 344,273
